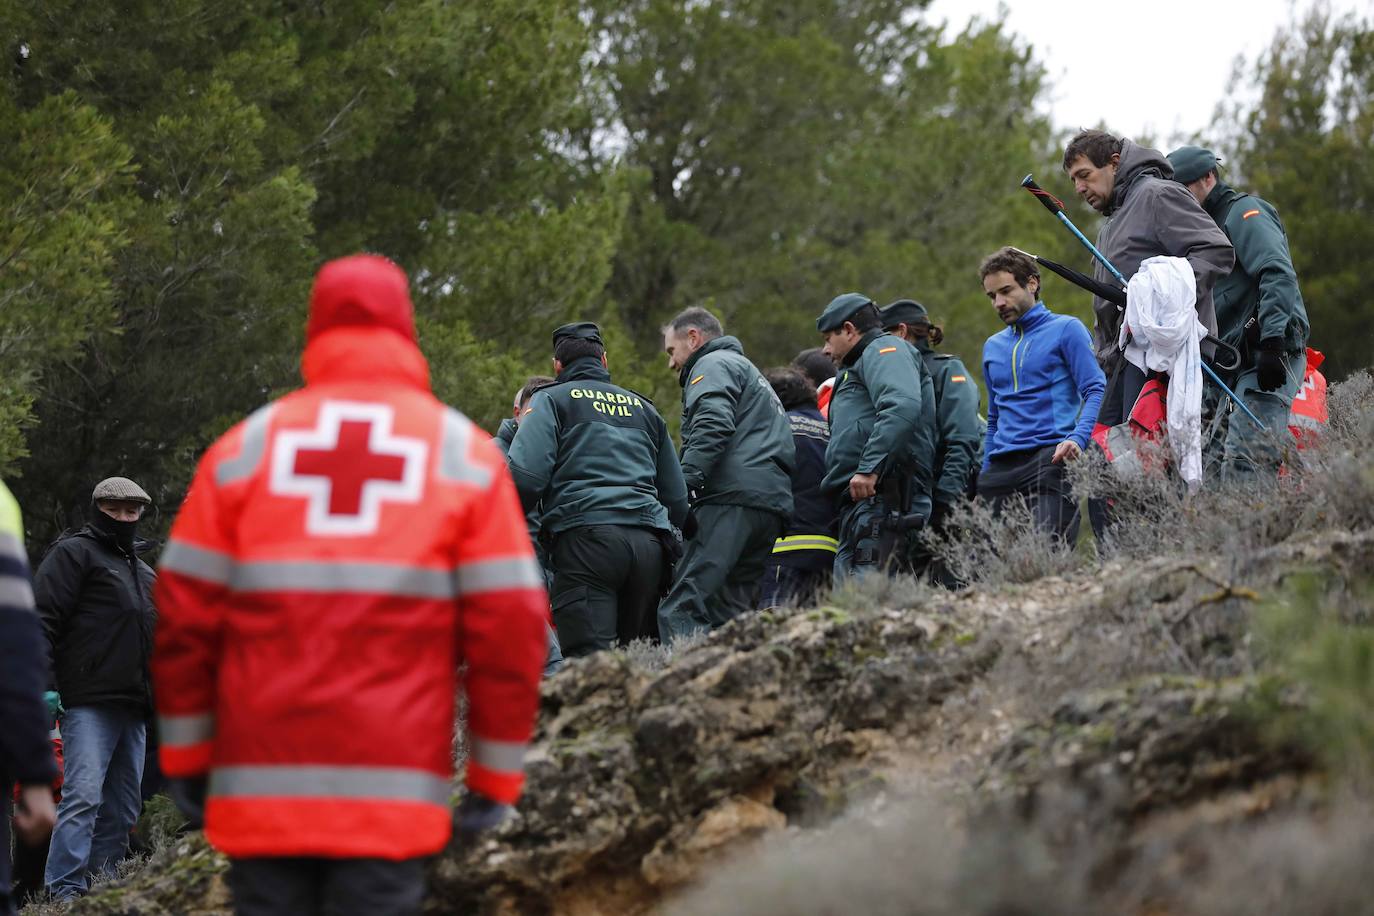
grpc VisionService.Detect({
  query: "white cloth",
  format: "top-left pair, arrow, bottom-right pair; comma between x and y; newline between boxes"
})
1119,256 -> 1206,485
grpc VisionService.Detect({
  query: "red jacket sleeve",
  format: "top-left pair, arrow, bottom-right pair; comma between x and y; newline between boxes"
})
453,447 -> 548,805
153,450 -> 235,777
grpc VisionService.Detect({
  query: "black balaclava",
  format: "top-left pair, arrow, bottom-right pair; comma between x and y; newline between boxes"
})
92,504 -> 139,555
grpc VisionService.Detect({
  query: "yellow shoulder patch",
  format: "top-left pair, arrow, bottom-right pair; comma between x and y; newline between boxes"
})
951,375 -> 966,383
690,375 -> 705,385
1242,209 -> 1261,219
877,346 -> 897,354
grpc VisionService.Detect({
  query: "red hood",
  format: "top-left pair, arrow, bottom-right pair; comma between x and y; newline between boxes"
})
306,254 -> 416,345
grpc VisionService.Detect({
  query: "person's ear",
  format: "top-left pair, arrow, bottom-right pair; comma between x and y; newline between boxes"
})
552,358 -> 563,374
1109,152 -> 1121,168
601,353 -> 609,369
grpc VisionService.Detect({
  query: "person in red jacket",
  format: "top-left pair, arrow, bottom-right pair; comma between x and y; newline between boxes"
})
152,255 -> 548,916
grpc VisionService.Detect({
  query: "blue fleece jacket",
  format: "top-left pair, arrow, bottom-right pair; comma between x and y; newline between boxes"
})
981,302 -> 1105,470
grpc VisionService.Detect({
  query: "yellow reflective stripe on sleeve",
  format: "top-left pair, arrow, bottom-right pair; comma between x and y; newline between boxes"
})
877,347 -> 897,354
772,534 -> 840,554
691,375 -> 705,385
951,375 -> 966,382
1242,209 -> 1261,219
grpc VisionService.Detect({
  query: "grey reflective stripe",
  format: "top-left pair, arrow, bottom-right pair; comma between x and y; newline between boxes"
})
1290,413 -> 1323,429
0,531 -> 24,561
216,404 -> 275,485
0,574 -> 34,609
160,713 -> 215,747
210,765 -> 451,805
455,556 -> 544,596
232,561 -> 456,598
160,540 -> 234,585
470,738 -> 526,773
437,409 -> 493,488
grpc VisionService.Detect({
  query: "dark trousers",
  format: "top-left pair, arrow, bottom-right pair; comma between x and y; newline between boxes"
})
759,560 -> 831,608
228,857 -> 426,916
1089,361 -> 1147,541
977,445 -> 1080,545
658,505 -> 784,643
550,525 -> 665,657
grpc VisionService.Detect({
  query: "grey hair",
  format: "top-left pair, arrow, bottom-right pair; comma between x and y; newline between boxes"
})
664,306 -> 724,341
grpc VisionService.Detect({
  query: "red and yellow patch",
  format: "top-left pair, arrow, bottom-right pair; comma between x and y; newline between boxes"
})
877,347 -> 897,354
1242,209 -> 1261,219
951,375 -> 966,382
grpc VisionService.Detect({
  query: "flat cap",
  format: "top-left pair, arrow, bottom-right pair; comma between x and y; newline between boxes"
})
816,293 -> 875,333
93,477 -> 151,505
1166,146 -> 1223,185
552,321 -> 603,348
880,299 -> 930,330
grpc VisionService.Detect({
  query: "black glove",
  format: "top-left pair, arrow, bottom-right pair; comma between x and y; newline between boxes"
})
929,501 -> 953,535
168,776 -> 208,830
1255,338 -> 1287,392
681,508 -> 699,541
456,792 -> 512,840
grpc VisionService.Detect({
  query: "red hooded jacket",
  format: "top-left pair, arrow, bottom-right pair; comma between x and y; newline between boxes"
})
153,255 -> 547,860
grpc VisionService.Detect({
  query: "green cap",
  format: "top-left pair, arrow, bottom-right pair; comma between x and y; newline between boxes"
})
880,299 -> 929,330
1166,146 -> 1222,184
816,293 -> 875,332
552,321 -> 603,348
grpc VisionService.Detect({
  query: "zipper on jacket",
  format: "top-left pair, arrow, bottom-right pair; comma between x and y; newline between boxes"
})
1011,325 -> 1025,392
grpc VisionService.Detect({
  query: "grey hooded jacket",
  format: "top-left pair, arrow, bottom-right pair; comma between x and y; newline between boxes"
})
1091,140 -> 1235,373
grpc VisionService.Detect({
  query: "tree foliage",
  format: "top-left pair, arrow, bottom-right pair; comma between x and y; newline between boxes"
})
4,1 -> 1356,550
1218,7 -> 1374,381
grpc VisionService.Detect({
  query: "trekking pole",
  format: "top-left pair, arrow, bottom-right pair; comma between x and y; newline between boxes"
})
1008,247 -> 1242,372
1017,177 -> 1268,432
1020,176 -> 1129,286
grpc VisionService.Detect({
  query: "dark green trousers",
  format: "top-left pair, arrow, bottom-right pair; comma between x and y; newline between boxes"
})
658,504 -> 784,644
550,525 -> 666,657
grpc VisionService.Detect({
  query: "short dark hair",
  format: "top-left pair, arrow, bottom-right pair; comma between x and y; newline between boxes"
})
979,247 -> 1040,290
848,303 -> 883,333
1063,129 -> 1122,170
518,375 -> 555,408
553,337 -> 605,366
793,347 -> 835,386
764,367 -> 817,411
664,306 -> 723,340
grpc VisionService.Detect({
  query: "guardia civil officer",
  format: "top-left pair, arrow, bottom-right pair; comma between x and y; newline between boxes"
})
1166,146 -> 1311,482
657,308 -> 794,643
880,300 -> 983,527
816,294 -> 925,578
508,323 -> 689,656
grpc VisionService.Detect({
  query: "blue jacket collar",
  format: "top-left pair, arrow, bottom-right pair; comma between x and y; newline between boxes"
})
1011,302 -> 1051,333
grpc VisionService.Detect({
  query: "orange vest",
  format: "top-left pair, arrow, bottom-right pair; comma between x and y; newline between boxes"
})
153,258 -> 547,860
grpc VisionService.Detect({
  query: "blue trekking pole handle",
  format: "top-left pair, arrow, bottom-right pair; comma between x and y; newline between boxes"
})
1020,175 -> 1129,286
1020,173 -> 1269,433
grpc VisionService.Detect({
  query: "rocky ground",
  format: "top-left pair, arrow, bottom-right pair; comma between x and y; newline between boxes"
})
51,520 -> 1374,916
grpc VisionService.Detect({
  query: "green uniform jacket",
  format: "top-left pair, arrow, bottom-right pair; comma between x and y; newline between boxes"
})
899,340 -> 938,517
1203,182 -> 1310,355
916,344 -> 983,506
493,417 -> 518,457
823,330 -> 924,497
677,336 -> 795,519
509,358 -> 689,536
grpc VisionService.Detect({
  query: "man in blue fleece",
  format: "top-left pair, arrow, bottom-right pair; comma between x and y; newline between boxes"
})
977,247 -> 1105,545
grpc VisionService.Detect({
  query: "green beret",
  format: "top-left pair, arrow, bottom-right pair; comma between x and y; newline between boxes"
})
880,299 -> 929,330
552,321 -> 603,348
1166,146 -> 1222,184
816,293 -> 875,332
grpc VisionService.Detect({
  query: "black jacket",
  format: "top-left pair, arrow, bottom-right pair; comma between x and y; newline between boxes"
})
34,525 -> 157,711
